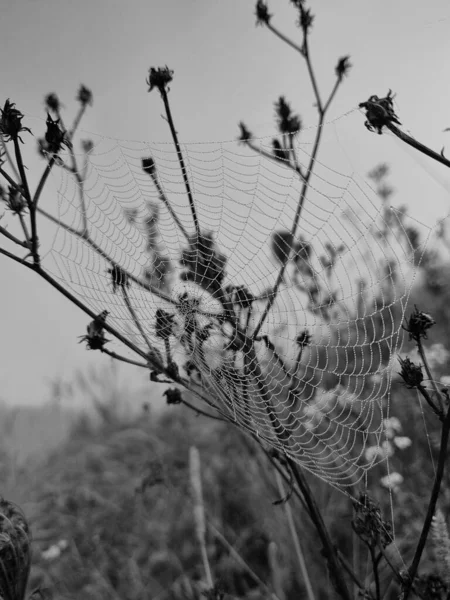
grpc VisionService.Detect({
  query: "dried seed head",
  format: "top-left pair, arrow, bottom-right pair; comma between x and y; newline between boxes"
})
77,85 -> 93,107
255,0 -> 271,25
163,387 -> 183,405
44,93 -> 61,113
0,99 -> 31,143
146,67 -> 174,94
335,56 -> 352,81
352,493 -> 393,549
403,305 -> 435,342
398,356 -> 424,388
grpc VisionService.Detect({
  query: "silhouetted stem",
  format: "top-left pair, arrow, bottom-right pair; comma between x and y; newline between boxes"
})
160,88 -> 200,238
13,138 -> 39,265
122,284 -> 153,354
402,403 -> 450,600
386,122 -> 450,169
100,348 -> 148,368
417,338 -> 444,413
0,225 -> 29,249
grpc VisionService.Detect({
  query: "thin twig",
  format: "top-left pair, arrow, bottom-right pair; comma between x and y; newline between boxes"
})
100,347 -> 149,369
13,138 -> 39,264
0,225 -> 29,249
266,22 -> 304,55
33,156 -> 56,208
244,139 -> 305,180
417,338 -> 445,413
121,284 -> 154,354
149,170 -> 190,241
160,88 -> 200,238
385,122 -> 450,169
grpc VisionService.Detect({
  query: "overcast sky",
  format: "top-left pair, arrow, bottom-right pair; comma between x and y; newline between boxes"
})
1,0 -> 450,410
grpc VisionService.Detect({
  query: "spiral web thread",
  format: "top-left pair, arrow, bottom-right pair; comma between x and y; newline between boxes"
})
36,115 -> 433,492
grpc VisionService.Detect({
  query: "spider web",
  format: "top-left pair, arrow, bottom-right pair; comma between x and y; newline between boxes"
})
29,111 -> 433,493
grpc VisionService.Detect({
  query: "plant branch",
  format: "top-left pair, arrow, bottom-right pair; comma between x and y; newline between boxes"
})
266,22 -> 304,55
386,121 -> 450,169
13,138 -> 39,264
0,225 -> 29,249
149,168 -> 190,240
244,139 -> 305,179
121,284 -> 154,354
33,155 -> 56,208
402,403 -> 450,600
100,347 -> 149,369
417,338 -> 445,413
159,88 -> 200,238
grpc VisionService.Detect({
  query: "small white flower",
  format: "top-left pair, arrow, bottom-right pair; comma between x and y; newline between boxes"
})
42,544 -> 61,561
440,375 -> 450,387
384,417 -> 402,433
365,445 -> 380,462
394,436 -> 412,450
380,472 -> 403,490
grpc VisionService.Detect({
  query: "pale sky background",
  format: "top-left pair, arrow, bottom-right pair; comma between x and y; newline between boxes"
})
1,0 -> 450,410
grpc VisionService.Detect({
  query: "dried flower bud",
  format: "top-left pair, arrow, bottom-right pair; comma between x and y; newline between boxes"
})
296,329 -> 312,347
45,113 -> 69,153
81,139 -> 94,153
166,361 -> 179,380
275,97 -> 302,135
238,122 -> 252,143
0,99 -> 31,143
359,90 -> 401,135
163,387 -> 183,405
352,493 -> 393,549
142,156 -> 156,175
45,93 -> 61,113
335,56 -> 352,81
398,356 -> 424,388
255,0 -> 271,25
4,185 -> 26,214
234,286 -> 255,308
107,265 -> 129,293
79,310 -> 109,350
299,5 -> 314,32
155,308 -> 176,341
77,85 -> 93,107
403,305 -> 435,342
146,67 -> 174,94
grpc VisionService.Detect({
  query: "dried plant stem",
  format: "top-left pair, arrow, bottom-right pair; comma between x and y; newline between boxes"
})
275,470 -> 315,600
369,547 -> 381,600
121,284 -> 153,354
386,122 -> 450,169
150,171 -> 189,241
402,403 -> 450,600
288,460 -> 352,600
0,225 -> 29,249
417,339 -> 445,413
159,88 -> 200,239
189,447 -> 214,589
33,156 -> 56,208
244,140 -> 305,179
100,348 -> 149,369
0,134 -> 20,181
13,138 -> 39,265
